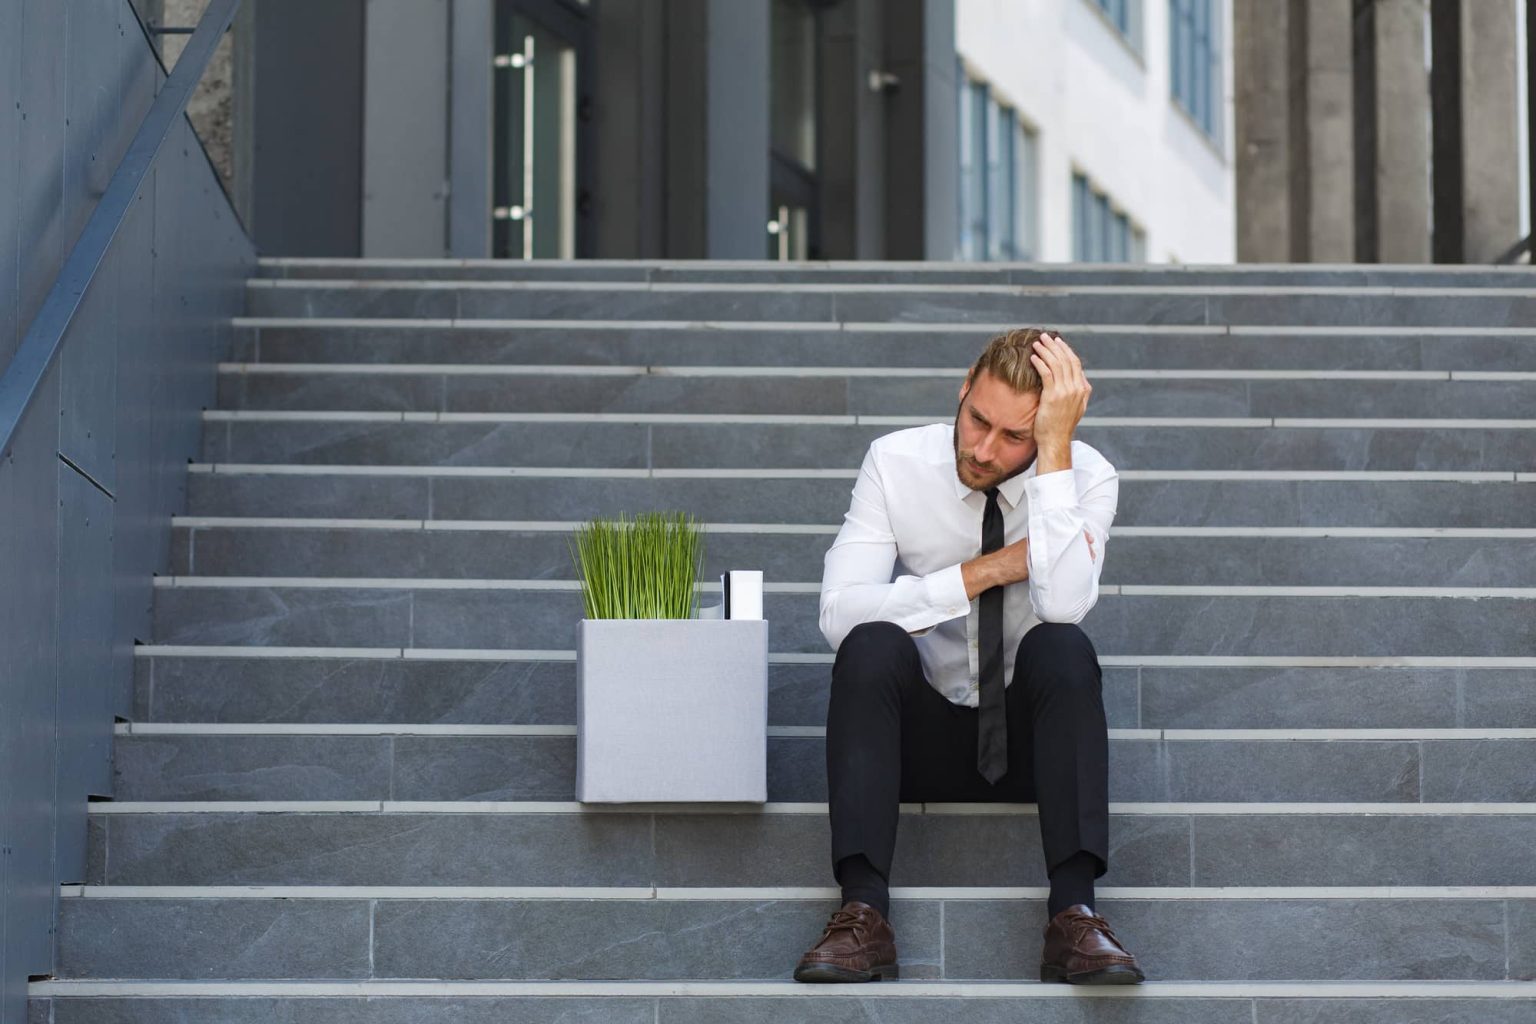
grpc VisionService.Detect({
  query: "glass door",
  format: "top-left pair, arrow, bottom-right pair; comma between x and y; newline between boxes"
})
769,0 -> 820,260
492,0 -> 592,259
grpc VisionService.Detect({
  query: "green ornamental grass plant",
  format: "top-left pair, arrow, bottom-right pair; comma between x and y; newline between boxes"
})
570,512 -> 703,619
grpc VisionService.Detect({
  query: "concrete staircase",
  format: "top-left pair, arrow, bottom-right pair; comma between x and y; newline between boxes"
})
30,259 -> 1536,1021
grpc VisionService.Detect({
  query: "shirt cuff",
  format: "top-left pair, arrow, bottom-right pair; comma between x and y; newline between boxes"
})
1024,468 -> 1078,512
924,563 -> 971,623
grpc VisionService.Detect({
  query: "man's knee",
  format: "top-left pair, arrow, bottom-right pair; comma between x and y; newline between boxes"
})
1015,623 -> 1100,685
837,620 -> 916,663
832,621 -> 917,690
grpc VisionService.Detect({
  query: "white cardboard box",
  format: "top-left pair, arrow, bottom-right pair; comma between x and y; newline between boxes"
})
575,618 -> 769,803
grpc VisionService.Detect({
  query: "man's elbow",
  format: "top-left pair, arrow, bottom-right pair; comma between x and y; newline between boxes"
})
818,597 -> 848,651
1032,589 -> 1097,625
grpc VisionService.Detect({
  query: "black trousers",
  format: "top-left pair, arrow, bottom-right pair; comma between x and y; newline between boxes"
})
826,619 -> 1110,883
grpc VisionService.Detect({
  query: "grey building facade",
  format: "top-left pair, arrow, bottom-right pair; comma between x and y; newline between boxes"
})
222,0 -> 957,261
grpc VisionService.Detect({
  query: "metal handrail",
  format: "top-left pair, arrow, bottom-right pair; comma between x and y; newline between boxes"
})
0,0 -> 242,457
1494,234 -> 1532,265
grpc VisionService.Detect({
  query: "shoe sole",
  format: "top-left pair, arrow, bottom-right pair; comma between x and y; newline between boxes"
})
793,962 -> 901,983
1040,964 -> 1146,985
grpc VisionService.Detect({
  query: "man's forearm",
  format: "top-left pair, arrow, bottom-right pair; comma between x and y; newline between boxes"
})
1034,439 -> 1073,476
961,542 -> 1028,600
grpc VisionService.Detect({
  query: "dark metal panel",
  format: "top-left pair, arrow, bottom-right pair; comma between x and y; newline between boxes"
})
250,0 -> 366,255
54,466 -> 116,887
16,0 -> 69,336
0,1 -> 22,371
0,368 -> 63,982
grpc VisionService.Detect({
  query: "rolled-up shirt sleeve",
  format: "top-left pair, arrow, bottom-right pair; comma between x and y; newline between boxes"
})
819,448 -> 972,650
1023,449 -> 1119,624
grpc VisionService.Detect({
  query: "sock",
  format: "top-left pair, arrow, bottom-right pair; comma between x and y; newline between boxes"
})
1047,850 -> 1099,918
835,853 -> 890,919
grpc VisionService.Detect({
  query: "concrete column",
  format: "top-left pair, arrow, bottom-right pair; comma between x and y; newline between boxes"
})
1291,0 -> 1355,261
664,0 -> 770,259
1457,0 -> 1520,262
1359,0 -> 1432,263
1236,0 -> 1292,261
883,0 -> 956,260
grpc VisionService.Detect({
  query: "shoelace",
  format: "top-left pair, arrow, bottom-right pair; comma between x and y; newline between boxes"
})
1073,912 -> 1125,950
820,909 -> 869,944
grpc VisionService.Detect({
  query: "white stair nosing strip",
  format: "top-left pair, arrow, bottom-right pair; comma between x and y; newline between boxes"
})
248,277 -> 1536,297
231,315 -> 1536,338
1270,417 -> 1536,429
55,884 -> 1536,901
192,464 -> 660,478
221,362 -> 1516,382
152,576 -> 823,594
167,518 -> 1536,539
110,724 -> 1536,742
115,723 -> 581,737
29,979 -> 1536,999
30,979 -> 1536,999
1116,585 -> 1536,598
221,362 -> 655,376
204,409 -> 1536,429
132,645 -> 406,659
186,463 -> 1524,482
86,800 -> 1536,816
250,255 -> 1531,271
128,646 -> 1536,669
151,576 -> 1535,598
174,516 -> 430,530
402,647 -> 578,662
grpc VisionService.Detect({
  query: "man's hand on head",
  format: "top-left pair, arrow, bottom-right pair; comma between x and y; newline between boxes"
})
1029,332 -> 1092,475
962,537 -> 1029,600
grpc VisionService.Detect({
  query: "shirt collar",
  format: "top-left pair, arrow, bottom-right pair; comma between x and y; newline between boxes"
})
946,427 -> 1038,511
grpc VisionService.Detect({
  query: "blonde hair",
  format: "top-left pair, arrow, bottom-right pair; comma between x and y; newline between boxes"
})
968,328 -> 1048,394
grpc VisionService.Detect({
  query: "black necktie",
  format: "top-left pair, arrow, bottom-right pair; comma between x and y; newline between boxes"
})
977,487 -> 1007,783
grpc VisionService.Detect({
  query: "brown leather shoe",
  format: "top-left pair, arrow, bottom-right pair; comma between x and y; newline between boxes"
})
793,901 -> 900,982
1040,904 -> 1146,984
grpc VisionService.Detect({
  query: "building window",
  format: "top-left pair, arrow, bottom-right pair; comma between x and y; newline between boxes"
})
958,76 -> 1039,261
1072,172 -> 1144,262
1170,0 -> 1218,139
1090,0 -> 1142,50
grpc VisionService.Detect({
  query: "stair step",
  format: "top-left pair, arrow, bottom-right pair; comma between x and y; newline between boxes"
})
133,649 -> 1535,730
148,583 -> 1536,656
184,470 -> 1536,525
27,980 -> 1536,1024
215,366 -> 1536,419
232,319 -> 1536,371
197,415 -> 1536,472
168,523 -> 1536,587
47,890 -> 1536,981
85,802 -> 1536,888
255,254 -> 1536,287
242,279 -> 1536,327
107,728 -> 1536,804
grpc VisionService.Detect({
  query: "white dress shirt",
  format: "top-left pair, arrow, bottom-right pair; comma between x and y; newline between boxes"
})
819,423 -> 1120,707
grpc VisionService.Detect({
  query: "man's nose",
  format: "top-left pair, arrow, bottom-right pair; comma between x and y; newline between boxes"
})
974,433 -> 997,463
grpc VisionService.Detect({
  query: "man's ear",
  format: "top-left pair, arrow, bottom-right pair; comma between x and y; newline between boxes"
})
959,372 -> 974,402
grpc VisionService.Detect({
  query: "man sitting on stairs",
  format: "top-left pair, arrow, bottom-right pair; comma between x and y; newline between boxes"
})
794,327 -> 1145,985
